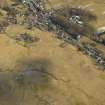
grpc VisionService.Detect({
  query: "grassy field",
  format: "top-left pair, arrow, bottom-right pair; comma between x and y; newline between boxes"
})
0,0 -> 105,105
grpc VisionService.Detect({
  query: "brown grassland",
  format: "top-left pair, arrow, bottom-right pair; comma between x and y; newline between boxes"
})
0,0 -> 105,105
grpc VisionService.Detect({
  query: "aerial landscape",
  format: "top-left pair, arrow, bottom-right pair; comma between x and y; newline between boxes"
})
0,0 -> 105,105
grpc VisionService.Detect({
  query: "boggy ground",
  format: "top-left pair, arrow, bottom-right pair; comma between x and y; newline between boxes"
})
0,0 -> 105,105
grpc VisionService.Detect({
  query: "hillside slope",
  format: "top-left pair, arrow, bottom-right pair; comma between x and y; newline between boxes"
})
0,0 -> 105,105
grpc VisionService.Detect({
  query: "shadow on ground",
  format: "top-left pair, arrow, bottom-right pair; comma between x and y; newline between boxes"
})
0,58 -> 52,105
